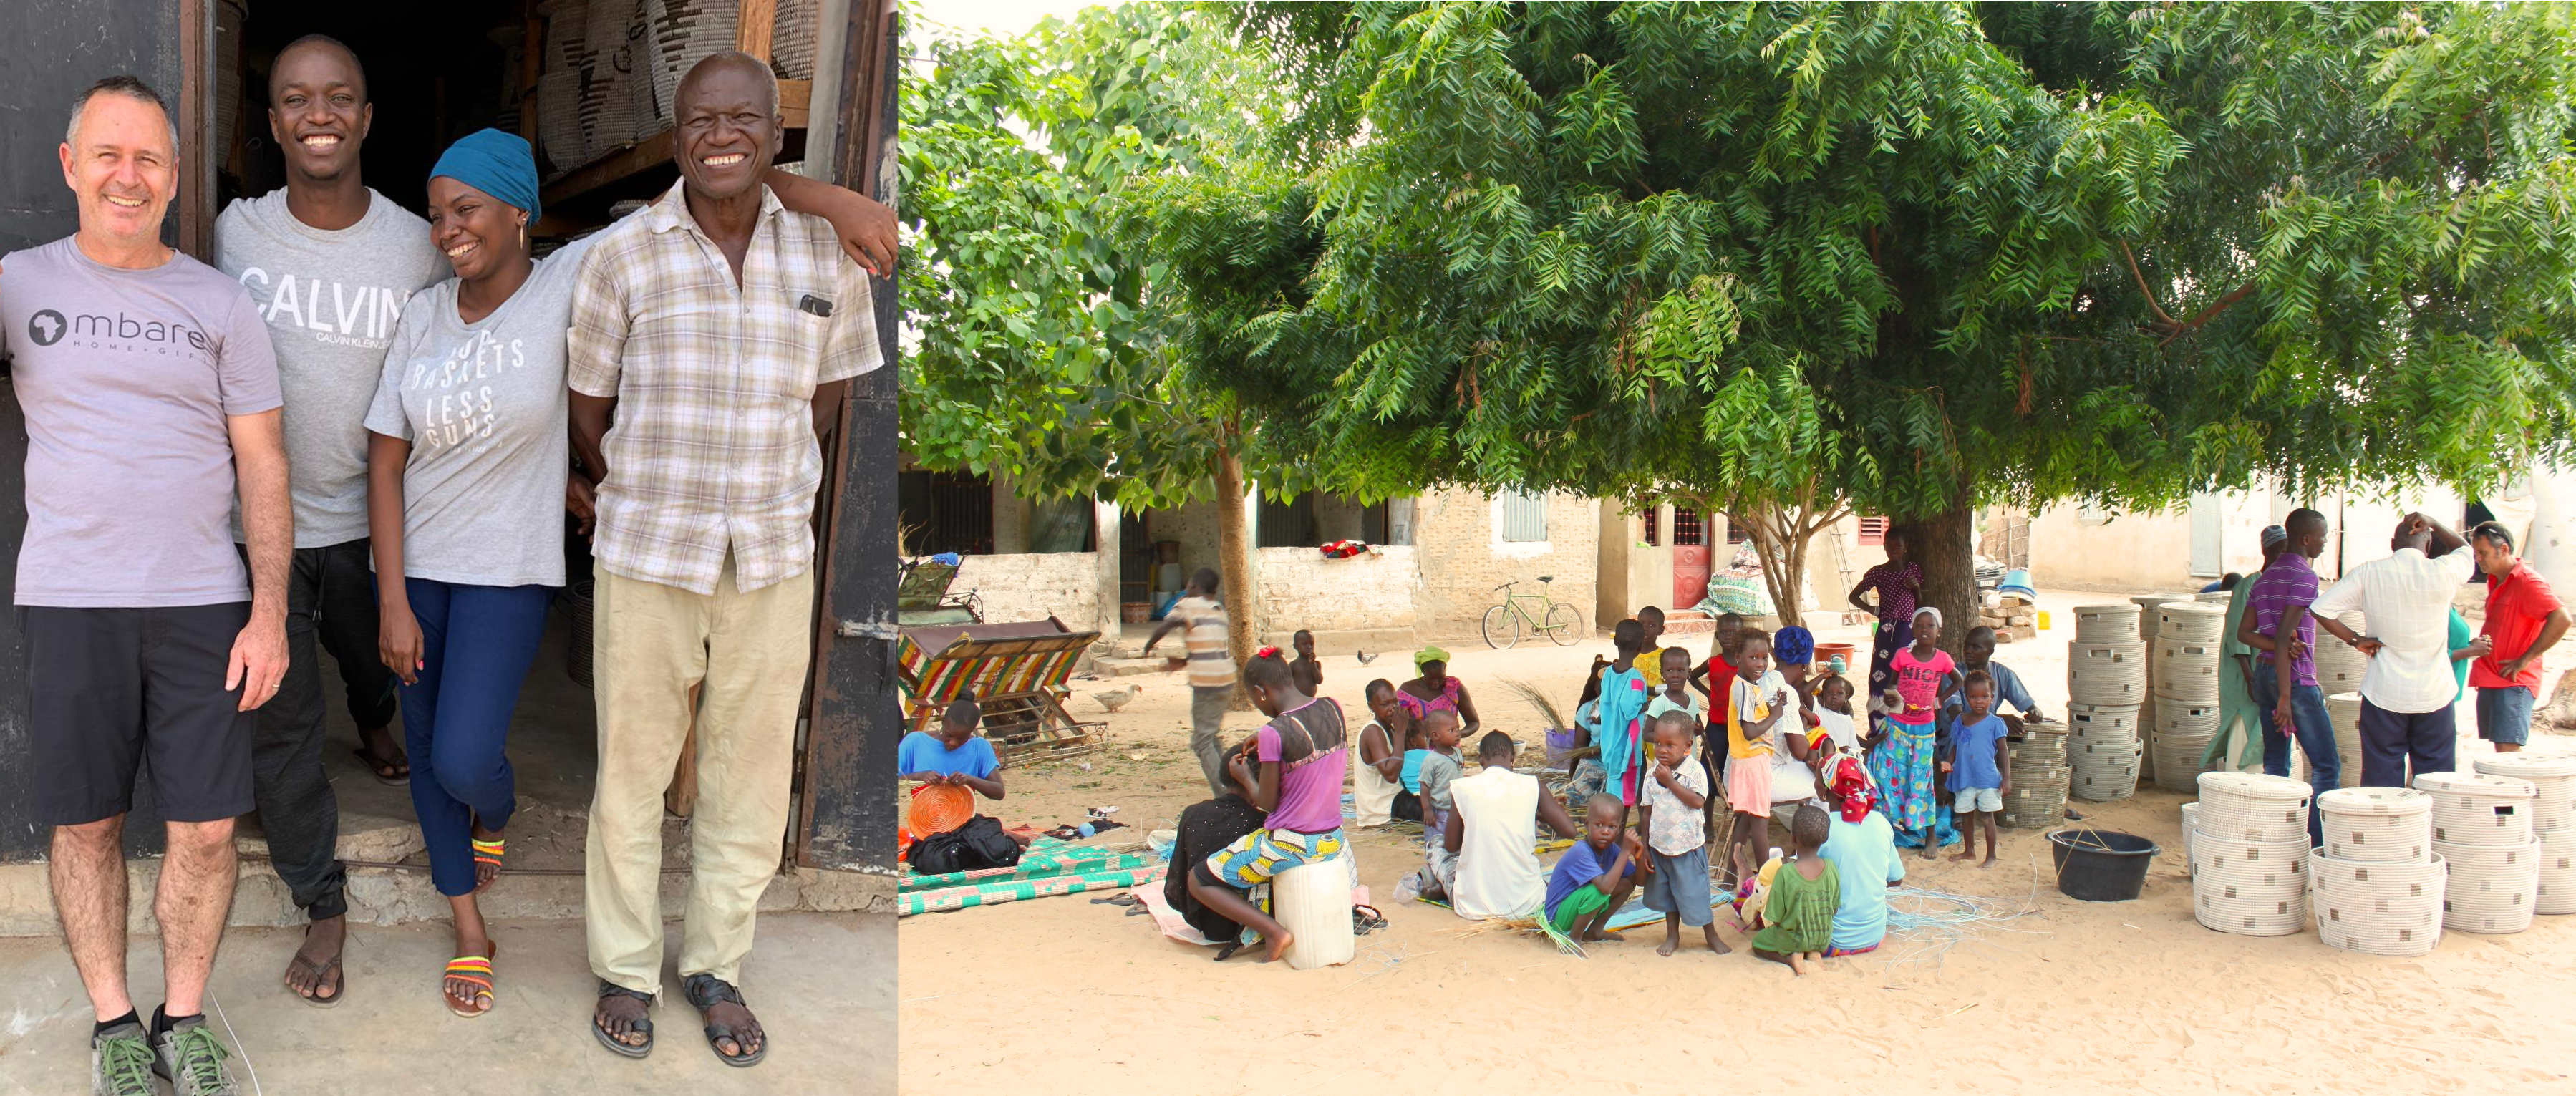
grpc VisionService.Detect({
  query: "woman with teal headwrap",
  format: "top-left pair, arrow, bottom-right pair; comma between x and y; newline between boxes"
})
362,128 -> 890,1019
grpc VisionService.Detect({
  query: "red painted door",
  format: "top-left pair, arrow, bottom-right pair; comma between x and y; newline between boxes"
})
1671,508 -> 1710,610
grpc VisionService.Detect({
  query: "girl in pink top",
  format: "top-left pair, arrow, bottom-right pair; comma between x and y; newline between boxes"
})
1868,607 -> 1955,858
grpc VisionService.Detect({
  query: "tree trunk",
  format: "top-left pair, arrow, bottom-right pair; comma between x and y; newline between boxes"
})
1213,435 -> 1257,710
1910,490 -> 1980,662
1732,505 -> 1803,629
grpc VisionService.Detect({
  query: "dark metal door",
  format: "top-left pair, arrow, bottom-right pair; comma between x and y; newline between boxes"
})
793,0 -> 901,873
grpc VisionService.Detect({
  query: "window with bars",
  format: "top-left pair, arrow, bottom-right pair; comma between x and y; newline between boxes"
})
1257,493 -> 1321,548
1672,508 -> 1705,546
1642,506 -> 1660,546
897,471 -> 996,556
1725,515 -> 1750,544
1497,490 -> 1549,543
1856,516 -> 1889,546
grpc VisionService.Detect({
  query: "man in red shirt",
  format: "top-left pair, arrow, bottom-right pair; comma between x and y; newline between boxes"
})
2470,523 -> 2570,753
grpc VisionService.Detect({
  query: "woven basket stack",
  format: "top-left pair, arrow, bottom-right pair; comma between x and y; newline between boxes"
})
2418,771 -> 2542,934
2310,611 -> 2370,697
647,0 -> 747,129
2129,595 -> 2189,782
2189,771 -> 2313,936
2310,787 -> 2443,956
2473,753 -> 2576,915
2150,602 -> 2228,793
2068,704 -> 2144,802
2067,605 -> 2146,801
2323,692 -> 2366,790
2179,802 -> 2200,860
538,0 -> 596,172
2002,722 -> 2071,829
578,0 -> 652,161
773,0 -> 821,79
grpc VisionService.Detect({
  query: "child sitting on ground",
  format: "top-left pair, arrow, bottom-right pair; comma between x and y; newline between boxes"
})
1747,803 -> 1842,975
1291,629 -> 1325,694
1945,672 -> 2012,868
1413,710 -> 1468,901
1723,631 -> 1793,888
1640,714 -> 1727,956
1544,794 -> 1644,941
1354,679 -> 1407,828
898,694 -> 1004,803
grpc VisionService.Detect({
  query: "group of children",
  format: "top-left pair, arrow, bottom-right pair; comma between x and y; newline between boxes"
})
1542,601 -> 2045,965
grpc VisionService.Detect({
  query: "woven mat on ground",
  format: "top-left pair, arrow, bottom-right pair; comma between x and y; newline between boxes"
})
899,838 -> 1163,916
1133,881 -> 1374,946
1418,893 -> 1677,956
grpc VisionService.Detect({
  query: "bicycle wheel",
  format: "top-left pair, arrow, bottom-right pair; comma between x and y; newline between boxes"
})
1543,603 -> 1584,646
1481,604 -> 1522,649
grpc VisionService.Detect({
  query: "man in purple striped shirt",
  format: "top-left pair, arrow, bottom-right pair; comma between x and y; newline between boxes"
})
2235,508 -> 2345,843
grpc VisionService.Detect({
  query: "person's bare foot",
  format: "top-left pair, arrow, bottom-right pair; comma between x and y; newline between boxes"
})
1703,927 -> 1732,955
1950,849 -> 1975,862
284,917 -> 346,1004
1657,933 -> 1680,957
1919,846 -> 1940,860
1788,951 -> 1808,976
445,934 -> 495,1017
595,990 -> 651,1051
1260,930 -> 1296,963
1980,853 -> 1998,868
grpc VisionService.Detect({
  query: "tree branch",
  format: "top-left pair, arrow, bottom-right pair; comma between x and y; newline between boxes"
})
2156,280 -> 2260,346
2121,241 -> 2182,329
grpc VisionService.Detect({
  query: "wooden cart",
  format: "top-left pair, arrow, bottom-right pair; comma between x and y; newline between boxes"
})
896,618 -> 1106,764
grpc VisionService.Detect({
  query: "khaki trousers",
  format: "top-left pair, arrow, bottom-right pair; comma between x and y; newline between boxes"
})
585,555 -> 813,994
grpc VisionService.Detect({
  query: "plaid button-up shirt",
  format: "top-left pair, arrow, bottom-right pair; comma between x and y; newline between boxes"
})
567,178 -> 881,594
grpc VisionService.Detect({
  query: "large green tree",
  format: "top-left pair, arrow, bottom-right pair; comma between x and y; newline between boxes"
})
1206,0 -> 2576,647
901,4 -> 1307,673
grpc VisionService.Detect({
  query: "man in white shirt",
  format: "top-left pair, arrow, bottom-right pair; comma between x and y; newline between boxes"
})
2305,512 -> 2475,787
1440,732 -> 1582,918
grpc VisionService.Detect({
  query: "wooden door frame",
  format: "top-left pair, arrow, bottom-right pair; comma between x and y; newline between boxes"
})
177,0 -> 216,260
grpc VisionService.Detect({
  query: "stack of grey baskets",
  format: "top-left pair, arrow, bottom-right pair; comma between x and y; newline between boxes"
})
2129,593 -> 2191,782
2068,604 -> 2146,800
2191,771 -> 2313,936
2473,752 -> 2576,915
647,0 -> 747,129
2002,722 -> 2071,829
2310,786 -> 2444,956
2151,602 -> 2228,792
2418,770 -> 2542,933
538,0 -> 596,172
2322,692 -> 2366,790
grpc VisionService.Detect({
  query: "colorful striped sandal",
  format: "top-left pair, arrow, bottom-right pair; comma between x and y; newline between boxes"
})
472,837 -> 505,891
444,947 -> 496,1018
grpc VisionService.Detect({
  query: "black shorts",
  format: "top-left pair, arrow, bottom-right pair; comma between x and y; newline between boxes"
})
24,603 -> 257,826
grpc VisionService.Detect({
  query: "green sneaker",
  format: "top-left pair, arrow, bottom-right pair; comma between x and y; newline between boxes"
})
89,1021 -> 155,1096
152,1017 -> 239,1096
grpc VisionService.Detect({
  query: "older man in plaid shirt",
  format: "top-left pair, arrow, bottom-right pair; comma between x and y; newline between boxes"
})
566,52 -> 881,1065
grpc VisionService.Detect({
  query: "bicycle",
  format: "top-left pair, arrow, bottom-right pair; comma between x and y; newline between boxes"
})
1481,577 -> 1584,649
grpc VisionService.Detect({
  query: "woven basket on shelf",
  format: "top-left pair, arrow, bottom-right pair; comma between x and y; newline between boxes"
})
2195,771 -> 2313,844
773,0 -> 820,78
2129,593 -> 2194,641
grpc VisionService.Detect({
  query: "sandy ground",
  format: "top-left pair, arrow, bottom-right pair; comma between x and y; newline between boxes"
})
901,591 -> 2576,1094
0,912 -> 893,1095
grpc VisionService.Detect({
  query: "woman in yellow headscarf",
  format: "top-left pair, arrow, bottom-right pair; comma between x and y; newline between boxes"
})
1397,646 -> 1482,740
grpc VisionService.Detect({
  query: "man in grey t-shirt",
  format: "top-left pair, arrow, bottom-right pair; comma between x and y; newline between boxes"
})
210,36 -> 442,1004
0,76 -> 288,1096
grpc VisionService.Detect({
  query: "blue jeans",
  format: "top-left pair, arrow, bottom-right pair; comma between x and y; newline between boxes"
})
398,578 -> 556,896
2250,660 -> 2335,845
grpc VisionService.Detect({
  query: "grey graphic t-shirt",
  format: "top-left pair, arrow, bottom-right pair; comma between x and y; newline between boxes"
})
364,235 -> 601,589
216,188 -> 446,546
0,238 -> 282,606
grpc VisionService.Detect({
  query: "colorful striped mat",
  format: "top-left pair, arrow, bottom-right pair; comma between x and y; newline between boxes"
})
899,837 -> 1163,916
